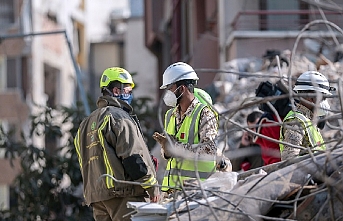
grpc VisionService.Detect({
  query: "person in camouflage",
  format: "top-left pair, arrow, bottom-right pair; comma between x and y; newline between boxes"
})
153,62 -> 230,193
279,71 -> 335,160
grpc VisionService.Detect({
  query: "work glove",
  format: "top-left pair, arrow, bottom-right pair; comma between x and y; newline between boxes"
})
216,156 -> 232,172
152,132 -> 174,159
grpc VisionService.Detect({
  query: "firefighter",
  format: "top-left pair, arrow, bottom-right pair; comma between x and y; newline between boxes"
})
153,62 -> 230,194
279,71 -> 336,160
74,67 -> 159,221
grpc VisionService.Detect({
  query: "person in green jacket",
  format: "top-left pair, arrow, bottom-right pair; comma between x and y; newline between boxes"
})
74,67 -> 159,221
279,71 -> 336,161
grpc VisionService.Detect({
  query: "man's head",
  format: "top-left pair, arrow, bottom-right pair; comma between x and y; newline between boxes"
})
293,71 -> 335,112
100,67 -> 134,104
247,111 -> 263,133
160,62 -> 199,107
242,111 -> 262,146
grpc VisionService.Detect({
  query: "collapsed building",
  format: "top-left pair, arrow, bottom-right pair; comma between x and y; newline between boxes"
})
129,37 -> 343,220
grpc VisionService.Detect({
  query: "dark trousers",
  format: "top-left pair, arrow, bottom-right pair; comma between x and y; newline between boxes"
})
92,196 -> 147,221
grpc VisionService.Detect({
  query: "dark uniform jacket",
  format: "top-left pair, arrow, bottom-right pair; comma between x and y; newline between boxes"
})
74,95 -> 159,205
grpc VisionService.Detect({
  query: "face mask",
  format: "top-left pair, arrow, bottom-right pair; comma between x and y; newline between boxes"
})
318,100 -> 330,117
163,86 -> 183,107
317,100 -> 330,130
116,93 -> 133,105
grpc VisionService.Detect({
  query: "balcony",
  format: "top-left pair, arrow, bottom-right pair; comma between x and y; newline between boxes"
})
231,10 -> 343,32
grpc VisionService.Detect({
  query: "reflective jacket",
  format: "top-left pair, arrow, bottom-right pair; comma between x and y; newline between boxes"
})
162,103 -> 216,191
74,96 -> 158,205
280,110 -> 326,153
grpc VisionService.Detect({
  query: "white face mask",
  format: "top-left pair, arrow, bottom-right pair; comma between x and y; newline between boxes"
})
163,86 -> 183,107
318,99 -> 330,116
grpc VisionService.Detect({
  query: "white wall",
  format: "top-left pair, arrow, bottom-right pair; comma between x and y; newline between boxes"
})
31,0 -> 85,147
125,18 -> 158,102
86,0 -> 129,42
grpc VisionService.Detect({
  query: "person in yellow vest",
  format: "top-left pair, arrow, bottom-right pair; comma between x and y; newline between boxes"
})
153,62 -> 230,193
279,71 -> 336,161
74,67 -> 159,221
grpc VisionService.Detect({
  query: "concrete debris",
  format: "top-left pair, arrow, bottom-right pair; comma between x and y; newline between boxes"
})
129,41 -> 343,220
177,148 -> 343,220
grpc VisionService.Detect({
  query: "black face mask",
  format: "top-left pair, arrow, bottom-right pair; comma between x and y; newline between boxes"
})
317,116 -> 326,130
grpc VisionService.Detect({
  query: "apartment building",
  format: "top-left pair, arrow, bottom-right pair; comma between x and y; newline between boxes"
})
0,0 -> 87,210
144,0 -> 343,98
87,0 -> 157,104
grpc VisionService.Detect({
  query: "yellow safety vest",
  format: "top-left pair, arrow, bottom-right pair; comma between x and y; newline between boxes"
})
280,110 -> 326,153
161,103 -> 216,191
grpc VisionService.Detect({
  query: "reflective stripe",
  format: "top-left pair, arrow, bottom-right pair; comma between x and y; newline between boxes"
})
74,130 -> 82,169
293,113 -> 316,147
165,103 -> 205,143
280,110 -> 325,152
98,115 -> 115,188
188,105 -> 203,143
162,103 -> 216,191
169,168 -> 213,179
165,109 -> 173,126
142,176 -> 157,189
295,81 -> 330,91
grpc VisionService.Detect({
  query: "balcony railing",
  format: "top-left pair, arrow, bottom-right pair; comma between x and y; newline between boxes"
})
231,10 -> 343,31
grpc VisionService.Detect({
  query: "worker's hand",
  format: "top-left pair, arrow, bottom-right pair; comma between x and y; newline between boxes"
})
150,195 -> 159,203
146,186 -> 160,203
216,156 -> 232,172
241,131 -> 252,146
153,132 -> 174,158
152,132 -> 167,146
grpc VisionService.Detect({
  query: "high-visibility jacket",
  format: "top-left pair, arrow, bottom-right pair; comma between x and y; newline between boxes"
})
162,103 -> 216,191
280,110 -> 326,153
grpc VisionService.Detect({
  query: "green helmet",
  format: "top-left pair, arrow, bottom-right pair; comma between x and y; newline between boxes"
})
100,67 -> 135,89
194,88 -> 213,105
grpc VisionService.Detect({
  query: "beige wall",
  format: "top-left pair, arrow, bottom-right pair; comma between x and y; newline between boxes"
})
93,43 -> 121,74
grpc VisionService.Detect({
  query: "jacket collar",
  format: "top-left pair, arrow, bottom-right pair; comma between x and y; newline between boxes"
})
294,102 -> 313,120
96,95 -> 133,114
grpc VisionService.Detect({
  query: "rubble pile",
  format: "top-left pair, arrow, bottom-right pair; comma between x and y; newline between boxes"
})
139,38 -> 343,220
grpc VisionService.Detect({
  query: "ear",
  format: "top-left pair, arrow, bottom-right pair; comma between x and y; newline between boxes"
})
180,85 -> 186,93
310,97 -> 317,103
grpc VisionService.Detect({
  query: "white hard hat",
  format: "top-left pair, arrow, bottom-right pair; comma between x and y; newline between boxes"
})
160,62 -> 199,89
293,71 -> 335,95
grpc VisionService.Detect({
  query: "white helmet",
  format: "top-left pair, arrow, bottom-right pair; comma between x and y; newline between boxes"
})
293,71 -> 335,95
160,62 -> 199,89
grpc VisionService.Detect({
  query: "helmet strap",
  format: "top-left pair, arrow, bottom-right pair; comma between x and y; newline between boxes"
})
104,87 -> 114,97
120,83 -> 124,95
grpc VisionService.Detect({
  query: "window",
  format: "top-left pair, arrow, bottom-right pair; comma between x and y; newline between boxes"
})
259,0 -> 309,31
5,56 -> 29,99
44,64 -> 60,109
0,0 -> 14,29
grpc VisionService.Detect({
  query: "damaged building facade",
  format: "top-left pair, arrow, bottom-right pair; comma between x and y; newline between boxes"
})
142,0 -> 343,220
